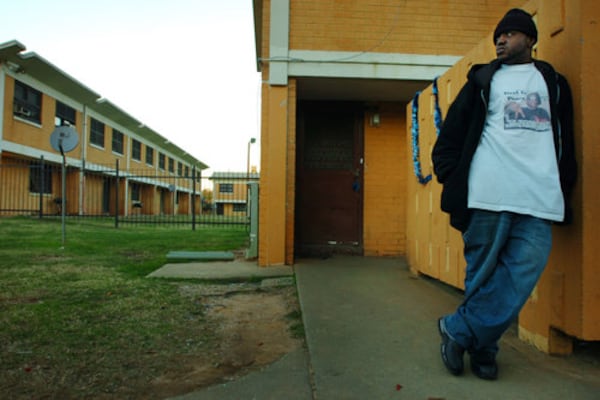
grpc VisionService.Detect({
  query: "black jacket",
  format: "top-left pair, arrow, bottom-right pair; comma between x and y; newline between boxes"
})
431,59 -> 577,232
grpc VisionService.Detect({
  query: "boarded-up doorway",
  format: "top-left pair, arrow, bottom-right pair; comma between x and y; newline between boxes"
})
295,101 -> 364,257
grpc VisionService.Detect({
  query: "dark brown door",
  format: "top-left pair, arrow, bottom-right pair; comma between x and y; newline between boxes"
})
295,101 -> 363,256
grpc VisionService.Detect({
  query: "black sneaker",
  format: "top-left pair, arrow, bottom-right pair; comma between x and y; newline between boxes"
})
438,318 -> 465,375
470,351 -> 498,380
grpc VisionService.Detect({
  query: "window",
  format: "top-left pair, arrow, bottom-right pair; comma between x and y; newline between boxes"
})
219,183 -> 233,193
90,118 -> 105,147
177,162 -> 183,176
29,162 -> 52,194
55,101 -> 76,126
112,129 -> 124,154
131,139 -> 141,161
184,166 -> 190,177
158,153 -> 166,170
233,204 -> 247,212
146,146 -> 154,166
14,80 -> 42,124
168,158 -> 174,173
131,183 -> 140,201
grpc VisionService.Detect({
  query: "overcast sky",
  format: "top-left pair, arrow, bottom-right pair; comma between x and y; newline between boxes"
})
0,0 -> 262,173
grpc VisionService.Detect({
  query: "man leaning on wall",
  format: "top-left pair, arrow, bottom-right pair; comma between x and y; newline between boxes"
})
431,8 -> 577,380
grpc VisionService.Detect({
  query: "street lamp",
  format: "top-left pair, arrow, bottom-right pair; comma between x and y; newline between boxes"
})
247,137 -> 256,180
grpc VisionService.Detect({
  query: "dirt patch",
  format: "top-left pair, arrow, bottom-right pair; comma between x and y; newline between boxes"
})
2,283 -> 303,400
142,284 -> 304,398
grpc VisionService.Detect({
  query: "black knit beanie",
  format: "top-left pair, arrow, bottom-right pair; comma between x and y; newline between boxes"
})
493,8 -> 538,43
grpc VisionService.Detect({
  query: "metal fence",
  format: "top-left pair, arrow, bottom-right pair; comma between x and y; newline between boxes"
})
0,156 -> 254,230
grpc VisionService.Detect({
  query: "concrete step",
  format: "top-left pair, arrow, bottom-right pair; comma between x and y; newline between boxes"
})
166,251 -> 235,262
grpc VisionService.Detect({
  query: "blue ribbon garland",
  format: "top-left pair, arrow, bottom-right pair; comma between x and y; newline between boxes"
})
433,76 -> 443,137
410,77 -> 444,185
411,91 -> 432,185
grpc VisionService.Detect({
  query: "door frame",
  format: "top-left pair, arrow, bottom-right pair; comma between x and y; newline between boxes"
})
294,100 -> 364,257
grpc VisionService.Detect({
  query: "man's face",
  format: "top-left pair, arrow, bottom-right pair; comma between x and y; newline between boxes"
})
495,31 -> 535,64
526,94 -> 539,108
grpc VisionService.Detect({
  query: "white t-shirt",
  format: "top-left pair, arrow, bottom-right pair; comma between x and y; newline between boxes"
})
468,63 -> 564,221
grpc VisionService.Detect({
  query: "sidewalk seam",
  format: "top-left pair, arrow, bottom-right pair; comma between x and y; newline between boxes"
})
294,273 -> 319,400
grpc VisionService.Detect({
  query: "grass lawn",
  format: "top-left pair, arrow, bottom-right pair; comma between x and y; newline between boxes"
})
0,217 -> 249,398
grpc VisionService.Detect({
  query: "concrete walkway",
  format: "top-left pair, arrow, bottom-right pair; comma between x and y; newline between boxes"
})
148,259 -> 293,280
170,256 -> 600,400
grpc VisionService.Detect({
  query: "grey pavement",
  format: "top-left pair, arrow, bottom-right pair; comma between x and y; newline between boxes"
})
166,256 -> 600,400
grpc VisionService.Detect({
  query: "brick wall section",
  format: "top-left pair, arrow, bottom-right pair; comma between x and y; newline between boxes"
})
257,0 -> 271,266
363,103 -> 407,256
258,74 -> 270,266
289,0 -> 526,55
261,0 -> 271,59
285,79 -> 297,265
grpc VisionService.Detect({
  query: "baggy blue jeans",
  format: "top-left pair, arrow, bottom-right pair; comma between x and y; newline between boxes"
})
442,210 -> 552,355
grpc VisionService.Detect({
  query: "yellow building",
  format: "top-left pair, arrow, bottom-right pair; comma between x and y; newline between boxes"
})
253,0 -> 599,353
253,0 -> 527,263
210,171 -> 260,216
0,40 -> 208,217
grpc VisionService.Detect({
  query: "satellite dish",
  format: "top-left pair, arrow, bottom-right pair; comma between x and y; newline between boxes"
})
50,125 -> 80,248
50,126 -> 79,153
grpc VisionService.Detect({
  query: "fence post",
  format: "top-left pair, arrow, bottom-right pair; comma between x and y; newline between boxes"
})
191,165 -> 196,231
115,159 -> 119,228
38,155 -> 44,218
246,181 -> 259,259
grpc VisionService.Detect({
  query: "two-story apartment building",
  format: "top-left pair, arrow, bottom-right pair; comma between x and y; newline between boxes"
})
210,171 -> 260,216
0,40 -> 208,217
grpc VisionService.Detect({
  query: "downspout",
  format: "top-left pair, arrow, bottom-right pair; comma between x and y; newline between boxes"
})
0,66 -> 5,155
124,136 -> 130,216
79,104 -> 88,215
154,150 -> 159,216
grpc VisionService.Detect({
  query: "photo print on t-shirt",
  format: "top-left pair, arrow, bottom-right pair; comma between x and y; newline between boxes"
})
503,90 -> 551,132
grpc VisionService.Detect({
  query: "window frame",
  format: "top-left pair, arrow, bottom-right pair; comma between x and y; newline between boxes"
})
112,128 -> 124,154
158,153 -> 166,170
146,146 -> 154,166
90,118 -> 105,148
13,80 -> 42,124
131,139 -> 142,161
55,100 -> 76,127
29,162 -> 52,194
131,183 -> 141,201
233,203 -> 247,212
219,183 -> 234,193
